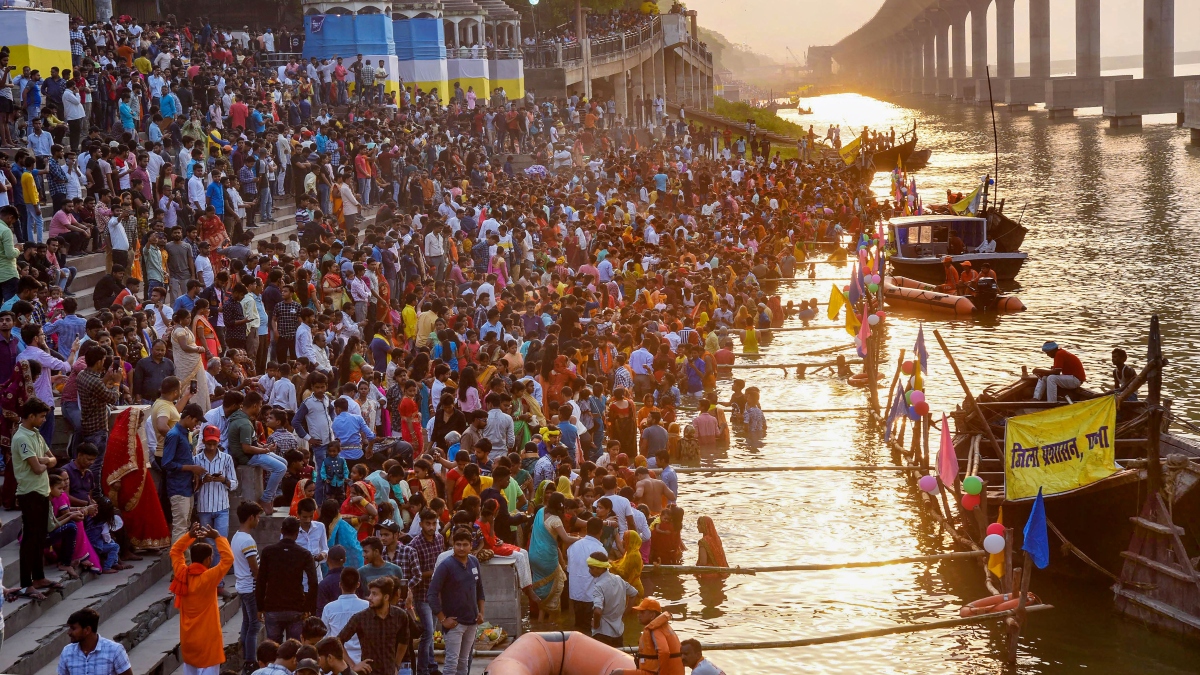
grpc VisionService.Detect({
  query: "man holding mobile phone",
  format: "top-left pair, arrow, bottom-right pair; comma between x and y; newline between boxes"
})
194,424 -> 238,598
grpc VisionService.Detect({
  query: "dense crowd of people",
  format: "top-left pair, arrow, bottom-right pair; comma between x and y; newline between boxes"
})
0,5 -> 885,675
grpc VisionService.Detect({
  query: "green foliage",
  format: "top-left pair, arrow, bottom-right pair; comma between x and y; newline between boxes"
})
712,97 -> 805,138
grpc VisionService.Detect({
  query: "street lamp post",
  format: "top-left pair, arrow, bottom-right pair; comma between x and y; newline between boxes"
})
529,0 -> 539,65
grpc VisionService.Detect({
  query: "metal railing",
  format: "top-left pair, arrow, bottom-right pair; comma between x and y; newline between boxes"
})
527,15 -> 663,69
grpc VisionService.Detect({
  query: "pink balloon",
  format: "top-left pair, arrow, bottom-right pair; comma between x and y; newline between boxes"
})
918,475 -> 939,493
875,311 -> 886,319
871,274 -> 882,285
986,523 -> 1006,537
910,390 -> 925,405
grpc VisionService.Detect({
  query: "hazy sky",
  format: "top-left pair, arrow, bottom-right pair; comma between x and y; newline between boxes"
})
686,0 -> 1200,63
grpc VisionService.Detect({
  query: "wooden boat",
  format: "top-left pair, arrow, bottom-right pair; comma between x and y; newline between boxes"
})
944,318 -> 1200,585
871,134 -> 918,171
797,106 -> 813,115
886,215 -> 1028,283
905,148 -> 932,170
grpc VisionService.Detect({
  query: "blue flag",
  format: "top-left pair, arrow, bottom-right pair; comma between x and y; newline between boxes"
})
1022,487 -> 1050,569
914,324 -> 929,375
310,15 -> 326,33
848,263 -> 862,305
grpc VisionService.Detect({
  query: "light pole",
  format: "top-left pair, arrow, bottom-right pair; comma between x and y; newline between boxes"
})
529,0 -> 539,65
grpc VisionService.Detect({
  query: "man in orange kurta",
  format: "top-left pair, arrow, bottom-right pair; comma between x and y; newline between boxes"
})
170,523 -> 234,675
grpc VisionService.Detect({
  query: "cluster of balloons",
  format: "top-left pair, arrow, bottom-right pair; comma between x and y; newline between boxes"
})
983,524 -> 1007,554
902,387 -> 929,419
867,310 -> 885,326
960,475 -> 984,510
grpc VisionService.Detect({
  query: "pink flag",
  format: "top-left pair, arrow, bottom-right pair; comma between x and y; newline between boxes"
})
937,412 -> 958,487
856,302 -> 871,358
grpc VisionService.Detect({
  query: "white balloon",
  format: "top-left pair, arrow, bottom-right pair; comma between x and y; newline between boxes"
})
867,314 -> 881,326
982,533 -> 1006,555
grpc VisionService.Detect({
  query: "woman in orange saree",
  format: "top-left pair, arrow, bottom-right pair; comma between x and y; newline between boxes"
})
190,299 -> 221,362
198,209 -> 231,273
102,407 -> 170,551
695,515 -> 729,579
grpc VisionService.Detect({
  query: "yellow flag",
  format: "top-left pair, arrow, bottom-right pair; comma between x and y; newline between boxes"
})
987,507 -> 1005,578
827,284 -> 846,321
844,304 -> 860,336
838,136 -> 862,166
950,184 -> 982,215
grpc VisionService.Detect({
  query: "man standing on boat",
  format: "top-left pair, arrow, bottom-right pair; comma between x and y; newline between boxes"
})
1033,342 -> 1086,403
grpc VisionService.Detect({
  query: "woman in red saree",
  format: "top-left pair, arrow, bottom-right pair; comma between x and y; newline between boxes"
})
0,361 -> 36,510
198,209 -> 230,272
340,481 -> 378,541
397,397 -> 425,450
102,408 -> 170,551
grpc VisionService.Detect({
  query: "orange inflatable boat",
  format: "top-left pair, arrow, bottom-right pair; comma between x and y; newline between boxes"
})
883,276 -> 1025,316
485,631 -> 635,675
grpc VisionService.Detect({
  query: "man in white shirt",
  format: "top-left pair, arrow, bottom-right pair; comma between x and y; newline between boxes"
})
195,242 -> 215,287
593,477 -> 636,537
423,222 -> 445,281
187,163 -> 207,210
321,567 -> 370,662
565,517 -> 607,635
628,340 -> 655,396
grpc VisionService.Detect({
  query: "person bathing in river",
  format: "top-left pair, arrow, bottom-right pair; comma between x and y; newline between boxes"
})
1033,341 -> 1086,403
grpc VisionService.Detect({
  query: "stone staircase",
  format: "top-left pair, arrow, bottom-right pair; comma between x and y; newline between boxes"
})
68,198 -> 305,319
0,505 -> 282,675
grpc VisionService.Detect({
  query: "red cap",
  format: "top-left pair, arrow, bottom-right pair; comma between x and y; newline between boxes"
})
202,426 -> 221,443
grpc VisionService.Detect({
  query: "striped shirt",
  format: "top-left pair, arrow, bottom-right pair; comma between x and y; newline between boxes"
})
192,449 -> 239,513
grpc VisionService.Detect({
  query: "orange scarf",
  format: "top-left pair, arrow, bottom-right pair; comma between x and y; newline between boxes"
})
169,562 -> 208,607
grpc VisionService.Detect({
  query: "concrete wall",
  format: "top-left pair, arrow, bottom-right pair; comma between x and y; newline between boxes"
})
525,67 -> 569,100
1184,80 -> 1200,132
1045,75 -> 1133,111
1103,76 -> 1200,117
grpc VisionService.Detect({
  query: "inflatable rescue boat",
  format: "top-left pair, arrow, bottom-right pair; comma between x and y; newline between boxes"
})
883,276 -> 1025,316
485,631 -> 634,675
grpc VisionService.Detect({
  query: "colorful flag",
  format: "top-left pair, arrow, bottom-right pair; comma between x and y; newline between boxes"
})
914,324 -> 929,374
838,136 -> 862,165
848,263 -> 862,305
827,283 -> 847,321
937,412 -> 958,487
1023,488 -> 1050,569
950,183 -> 983,215
885,378 -> 907,442
844,303 -> 860,337
856,303 -> 871,358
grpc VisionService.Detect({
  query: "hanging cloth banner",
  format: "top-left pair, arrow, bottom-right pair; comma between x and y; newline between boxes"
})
1003,396 -> 1120,501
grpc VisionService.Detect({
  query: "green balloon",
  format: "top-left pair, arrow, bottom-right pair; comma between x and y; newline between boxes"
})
867,283 -> 879,293
963,475 -> 984,495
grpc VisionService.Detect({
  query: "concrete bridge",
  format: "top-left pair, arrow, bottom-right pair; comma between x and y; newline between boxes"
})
524,12 -> 714,118
829,0 -> 1192,127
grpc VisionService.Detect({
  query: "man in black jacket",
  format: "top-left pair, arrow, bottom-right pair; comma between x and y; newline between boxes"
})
256,516 -> 319,643
90,264 -> 126,314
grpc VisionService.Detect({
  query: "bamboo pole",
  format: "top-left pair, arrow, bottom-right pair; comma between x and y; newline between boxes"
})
883,349 -> 907,425
642,550 -> 988,575
672,465 -> 926,474
751,325 -> 848,333
758,407 -> 868,413
732,343 -> 855,359
932,329 -> 1004,456
462,606 -> 1054,657
725,358 -> 862,370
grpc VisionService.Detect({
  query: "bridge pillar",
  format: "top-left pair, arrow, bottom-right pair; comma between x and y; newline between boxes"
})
996,0 -> 1015,79
1077,0 -> 1100,78
1144,0 -> 1173,79
631,61 -> 645,126
922,31 -> 936,95
967,0 -> 988,100
653,46 -> 666,113
614,68 -> 628,120
934,20 -> 949,82
1103,0 -> 1182,127
1029,0 -> 1050,79
665,51 -> 678,104
950,10 -> 967,80
1045,0 -> 1106,118
908,35 -> 922,93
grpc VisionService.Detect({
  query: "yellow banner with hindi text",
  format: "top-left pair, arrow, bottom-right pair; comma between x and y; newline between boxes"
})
1004,396 -> 1120,501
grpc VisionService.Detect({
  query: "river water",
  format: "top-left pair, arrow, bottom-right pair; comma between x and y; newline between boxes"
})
553,93 -> 1200,673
